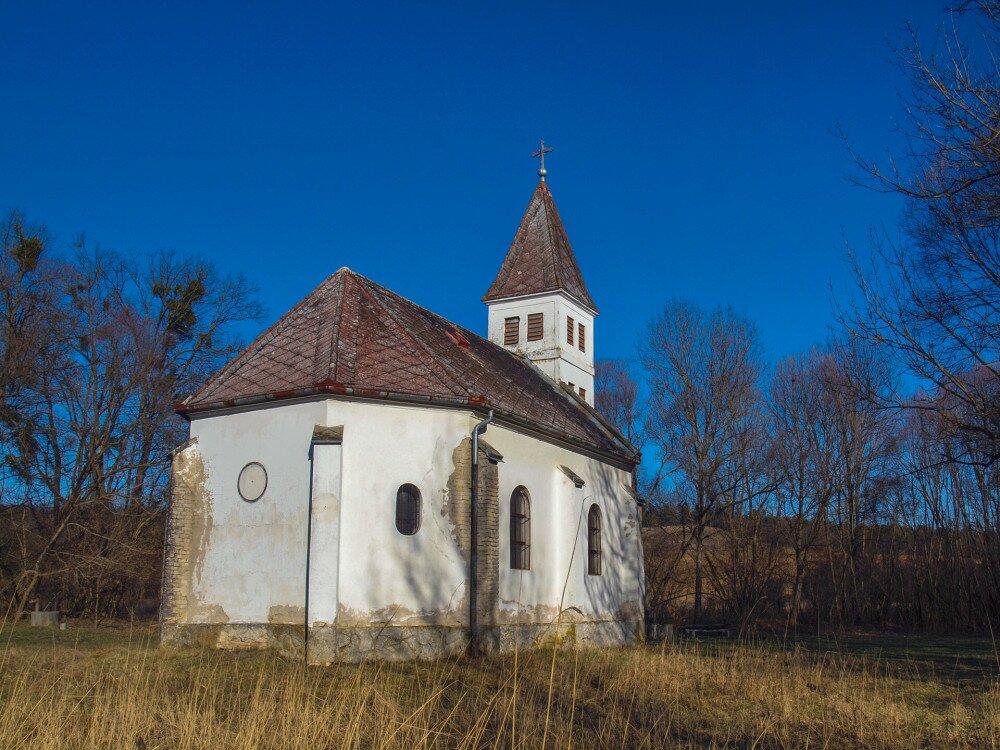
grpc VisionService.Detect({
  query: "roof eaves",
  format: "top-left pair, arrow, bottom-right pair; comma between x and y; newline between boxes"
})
176,385 -> 636,467
481,286 -> 599,315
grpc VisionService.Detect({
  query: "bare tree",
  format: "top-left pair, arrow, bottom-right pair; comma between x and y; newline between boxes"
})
820,341 -> 900,626
849,1 -> 1000,464
0,221 -> 262,622
704,398 -> 781,634
768,349 -> 836,630
640,302 -> 763,622
595,359 -> 641,446
595,358 -> 675,504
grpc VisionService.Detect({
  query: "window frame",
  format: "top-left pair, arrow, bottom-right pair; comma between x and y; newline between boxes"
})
587,504 -> 602,576
510,486 -> 531,570
395,483 -> 421,535
578,322 -> 586,353
237,461 -> 268,503
566,316 -> 575,345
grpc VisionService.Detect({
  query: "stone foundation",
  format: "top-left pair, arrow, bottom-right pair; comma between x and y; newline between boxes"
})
307,624 -> 469,664
162,618 -> 642,664
161,622 -> 305,659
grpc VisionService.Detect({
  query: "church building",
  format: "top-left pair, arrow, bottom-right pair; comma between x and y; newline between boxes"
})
160,169 -> 646,663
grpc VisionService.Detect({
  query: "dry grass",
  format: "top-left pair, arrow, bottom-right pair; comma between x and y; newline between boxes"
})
0,625 -> 998,749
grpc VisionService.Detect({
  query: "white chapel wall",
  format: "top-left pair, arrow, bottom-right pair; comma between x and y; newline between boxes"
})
177,397 -> 643,633
186,400 -> 325,625
329,400 -> 472,627
484,423 -> 644,626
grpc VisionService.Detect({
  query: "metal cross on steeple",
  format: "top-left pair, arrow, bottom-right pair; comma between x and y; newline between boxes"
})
532,139 -> 553,181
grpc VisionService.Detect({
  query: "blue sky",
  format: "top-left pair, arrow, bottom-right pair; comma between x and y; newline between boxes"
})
1,1 -> 949,364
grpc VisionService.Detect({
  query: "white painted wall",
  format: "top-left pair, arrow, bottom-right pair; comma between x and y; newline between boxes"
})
308,443 -> 342,625
485,422 -> 644,624
179,397 -> 643,631
330,400 -> 471,627
486,291 -> 596,404
187,400 -> 325,624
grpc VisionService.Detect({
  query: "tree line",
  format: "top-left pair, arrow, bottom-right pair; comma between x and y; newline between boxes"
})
597,3 -> 999,633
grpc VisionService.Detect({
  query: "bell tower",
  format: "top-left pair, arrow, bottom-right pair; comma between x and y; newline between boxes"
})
483,156 -> 597,405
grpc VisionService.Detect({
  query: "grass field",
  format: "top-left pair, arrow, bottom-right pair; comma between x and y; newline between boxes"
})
1,624 -> 998,749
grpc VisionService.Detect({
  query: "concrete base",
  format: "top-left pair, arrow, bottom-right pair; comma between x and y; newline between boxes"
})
29,611 -> 60,627
162,618 -> 642,664
307,624 -> 469,664
647,623 -> 675,641
480,619 -> 640,654
160,623 -> 305,659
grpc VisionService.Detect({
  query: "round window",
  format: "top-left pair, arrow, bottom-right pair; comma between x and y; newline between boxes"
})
238,462 -> 267,502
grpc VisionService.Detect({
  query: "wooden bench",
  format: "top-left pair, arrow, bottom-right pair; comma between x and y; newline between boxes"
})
678,624 -> 731,639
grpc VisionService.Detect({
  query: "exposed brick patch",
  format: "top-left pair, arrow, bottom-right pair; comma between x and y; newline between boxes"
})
160,442 -> 205,626
476,451 -> 500,631
443,435 -> 500,638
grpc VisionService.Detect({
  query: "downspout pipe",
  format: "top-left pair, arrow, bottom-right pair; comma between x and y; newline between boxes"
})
469,409 -> 494,656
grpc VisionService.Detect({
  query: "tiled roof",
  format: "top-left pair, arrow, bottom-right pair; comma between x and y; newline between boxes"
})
180,268 -> 636,464
482,181 -> 597,312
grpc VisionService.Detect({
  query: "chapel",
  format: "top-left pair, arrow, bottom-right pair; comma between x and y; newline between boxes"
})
160,168 -> 646,663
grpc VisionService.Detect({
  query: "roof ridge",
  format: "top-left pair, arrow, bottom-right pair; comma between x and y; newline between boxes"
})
541,185 -> 564,292
313,269 -> 350,384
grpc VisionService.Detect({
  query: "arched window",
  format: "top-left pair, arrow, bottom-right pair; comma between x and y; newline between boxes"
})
587,504 -> 602,576
510,486 -> 530,570
395,484 -> 421,535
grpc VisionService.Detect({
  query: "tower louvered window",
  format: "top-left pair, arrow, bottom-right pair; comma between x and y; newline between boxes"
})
578,323 -> 586,353
504,317 -> 520,346
510,486 -> 531,570
587,504 -> 602,575
527,313 -> 544,342
566,316 -> 575,345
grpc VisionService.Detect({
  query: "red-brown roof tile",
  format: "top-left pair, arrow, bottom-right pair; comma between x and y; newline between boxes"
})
181,268 -> 635,464
482,181 -> 597,312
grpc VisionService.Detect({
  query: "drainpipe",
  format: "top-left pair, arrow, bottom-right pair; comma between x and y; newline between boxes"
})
469,409 -> 494,656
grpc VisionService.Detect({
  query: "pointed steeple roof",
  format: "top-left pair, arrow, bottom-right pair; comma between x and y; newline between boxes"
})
483,182 -> 598,313
179,268 -> 635,463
